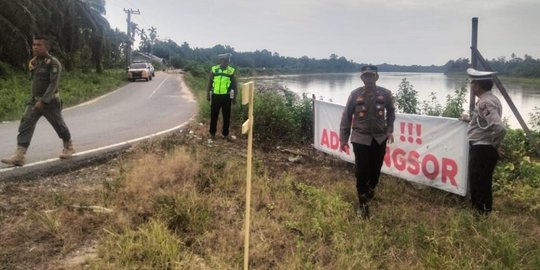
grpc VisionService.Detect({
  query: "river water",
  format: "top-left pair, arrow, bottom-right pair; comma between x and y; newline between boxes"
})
254,72 -> 540,129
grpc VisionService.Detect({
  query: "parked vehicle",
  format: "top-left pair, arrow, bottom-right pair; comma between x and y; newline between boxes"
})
127,62 -> 152,82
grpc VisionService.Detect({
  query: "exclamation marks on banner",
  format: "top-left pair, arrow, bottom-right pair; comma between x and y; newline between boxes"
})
399,122 -> 423,144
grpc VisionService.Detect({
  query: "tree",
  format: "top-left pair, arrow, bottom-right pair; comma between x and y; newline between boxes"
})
148,26 -> 157,54
0,0 -> 117,73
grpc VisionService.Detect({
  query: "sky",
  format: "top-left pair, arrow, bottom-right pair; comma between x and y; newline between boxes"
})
104,0 -> 540,66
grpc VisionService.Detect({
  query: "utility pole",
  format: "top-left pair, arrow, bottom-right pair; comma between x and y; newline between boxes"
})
124,8 -> 140,68
470,17 -> 478,115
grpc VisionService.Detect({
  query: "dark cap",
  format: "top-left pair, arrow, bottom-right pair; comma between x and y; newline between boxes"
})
360,65 -> 378,75
467,68 -> 496,81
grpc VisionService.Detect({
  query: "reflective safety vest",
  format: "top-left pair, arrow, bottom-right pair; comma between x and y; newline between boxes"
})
211,65 -> 235,94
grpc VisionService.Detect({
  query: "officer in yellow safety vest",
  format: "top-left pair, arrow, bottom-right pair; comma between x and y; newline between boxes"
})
206,53 -> 237,139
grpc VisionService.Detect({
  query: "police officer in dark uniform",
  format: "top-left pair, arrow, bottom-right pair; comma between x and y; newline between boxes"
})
1,35 -> 74,166
206,53 -> 237,139
339,65 -> 396,219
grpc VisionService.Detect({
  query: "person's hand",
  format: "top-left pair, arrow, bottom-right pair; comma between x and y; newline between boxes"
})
32,100 -> 44,112
340,142 -> 350,153
387,132 -> 394,144
497,144 -> 505,158
206,92 -> 211,101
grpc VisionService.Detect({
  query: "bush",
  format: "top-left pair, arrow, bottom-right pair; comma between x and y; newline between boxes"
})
0,73 -> 30,120
420,92 -> 443,116
183,61 -> 207,77
251,91 -> 313,144
395,78 -> 419,114
442,83 -> 467,118
529,106 -> 540,131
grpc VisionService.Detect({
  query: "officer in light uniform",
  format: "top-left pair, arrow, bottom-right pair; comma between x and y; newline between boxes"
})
340,65 -> 396,219
206,53 -> 237,139
463,68 -> 506,215
1,35 -> 74,166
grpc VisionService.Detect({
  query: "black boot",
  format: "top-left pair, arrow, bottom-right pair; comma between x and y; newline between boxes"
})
357,203 -> 370,219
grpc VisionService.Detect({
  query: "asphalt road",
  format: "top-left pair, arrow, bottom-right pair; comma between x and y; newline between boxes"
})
0,71 -> 197,177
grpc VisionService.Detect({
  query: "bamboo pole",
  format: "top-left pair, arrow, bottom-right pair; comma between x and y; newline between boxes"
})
241,81 -> 255,270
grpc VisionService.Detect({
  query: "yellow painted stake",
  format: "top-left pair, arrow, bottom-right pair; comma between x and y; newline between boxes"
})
242,81 -> 255,270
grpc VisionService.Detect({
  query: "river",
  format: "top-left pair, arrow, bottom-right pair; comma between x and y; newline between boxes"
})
254,72 -> 540,129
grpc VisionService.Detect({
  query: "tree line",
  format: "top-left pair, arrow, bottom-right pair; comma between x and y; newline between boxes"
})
2,1 -> 540,77
148,39 -> 540,77
0,0 -> 127,75
442,54 -> 540,77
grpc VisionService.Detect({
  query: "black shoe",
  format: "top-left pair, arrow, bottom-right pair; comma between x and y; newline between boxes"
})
367,190 -> 375,201
357,204 -> 370,219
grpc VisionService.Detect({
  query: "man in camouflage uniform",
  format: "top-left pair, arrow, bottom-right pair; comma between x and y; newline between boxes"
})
340,65 -> 396,219
1,35 -> 74,166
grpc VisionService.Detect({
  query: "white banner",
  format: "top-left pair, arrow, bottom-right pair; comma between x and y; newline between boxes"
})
314,100 -> 469,196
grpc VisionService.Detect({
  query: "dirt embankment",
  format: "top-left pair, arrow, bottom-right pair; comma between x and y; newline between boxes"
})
0,123 -> 340,269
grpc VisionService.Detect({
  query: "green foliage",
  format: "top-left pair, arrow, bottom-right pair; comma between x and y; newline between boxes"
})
0,69 -> 127,121
251,91 -> 313,143
443,58 -> 470,73
394,79 -> 466,118
395,78 -> 419,114
187,70 -> 313,144
488,54 -> 540,77
151,60 -> 163,71
154,194 -> 214,235
183,61 -> 208,78
529,106 -> 540,131
445,54 -> 540,77
441,83 -> 467,118
0,0 -> 126,72
420,92 -> 444,116
0,73 -> 29,120
0,61 -> 9,77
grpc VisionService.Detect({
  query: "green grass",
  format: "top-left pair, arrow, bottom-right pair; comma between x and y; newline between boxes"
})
82,134 -> 539,269
0,69 -> 128,121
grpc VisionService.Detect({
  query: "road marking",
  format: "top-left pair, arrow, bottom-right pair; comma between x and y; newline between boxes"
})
149,77 -> 170,98
0,114 -> 196,174
65,84 -> 130,110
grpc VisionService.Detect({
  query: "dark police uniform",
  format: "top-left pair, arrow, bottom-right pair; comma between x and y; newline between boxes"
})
340,85 -> 396,204
17,55 -> 71,147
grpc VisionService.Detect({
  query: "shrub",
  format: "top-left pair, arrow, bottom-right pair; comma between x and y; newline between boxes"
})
442,83 -> 467,118
395,78 -> 419,114
251,91 -> 313,144
420,92 -> 443,116
529,106 -> 540,131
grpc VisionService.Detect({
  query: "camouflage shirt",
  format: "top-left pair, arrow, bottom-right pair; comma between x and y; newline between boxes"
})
29,54 -> 61,103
